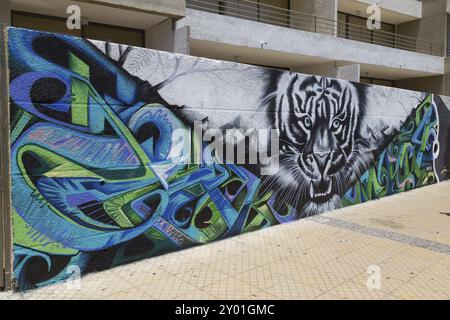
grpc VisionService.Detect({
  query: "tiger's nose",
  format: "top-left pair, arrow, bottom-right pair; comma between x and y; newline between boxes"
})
313,152 -> 330,172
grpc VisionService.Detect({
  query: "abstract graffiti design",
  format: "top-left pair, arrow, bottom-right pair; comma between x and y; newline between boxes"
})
343,94 -> 439,205
6,27 -> 445,290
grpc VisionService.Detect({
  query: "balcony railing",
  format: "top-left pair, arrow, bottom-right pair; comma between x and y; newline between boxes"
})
187,0 -> 444,57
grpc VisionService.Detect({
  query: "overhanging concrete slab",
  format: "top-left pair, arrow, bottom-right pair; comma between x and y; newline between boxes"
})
180,9 -> 445,78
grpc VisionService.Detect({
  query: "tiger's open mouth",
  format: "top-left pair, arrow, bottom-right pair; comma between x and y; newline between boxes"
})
309,179 -> 333,203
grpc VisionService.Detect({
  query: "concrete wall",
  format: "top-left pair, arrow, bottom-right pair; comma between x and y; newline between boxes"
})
179,9 -> 445,75
291,0 -> 337,21
396,75 -> 444,95
146,18 -> 190,54
294,61 -> 360,82
86,0 -> 186,18
146,19 -> 172,51
290,0 -> 337,36
0,0 -> 11,26
349,0 -> 422,19
337,63 -> 360,82
6,27 -> 450,291
173,26 -> 190,55
397,0 -> 447,55
0,24 -> 12,291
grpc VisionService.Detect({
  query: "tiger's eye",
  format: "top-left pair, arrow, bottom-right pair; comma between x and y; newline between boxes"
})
332,119 -> 340,129
303,116 -> 312,128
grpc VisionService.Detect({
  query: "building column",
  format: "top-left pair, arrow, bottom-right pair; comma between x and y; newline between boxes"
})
0,0 -> 11,26
294,61 -> 360,82
336,64 -> 360,82
290,0 -> 337,20
290,0 -> 337,36
0,21 -> 12,291
398,0 -> 447,56
173,25 -> 190,55
145,18 -> 190,55
443,58 -> 450,96
421,0 -> 447,55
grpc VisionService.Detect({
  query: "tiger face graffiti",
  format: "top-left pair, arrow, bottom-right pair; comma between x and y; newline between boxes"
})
264,74 -> 369,216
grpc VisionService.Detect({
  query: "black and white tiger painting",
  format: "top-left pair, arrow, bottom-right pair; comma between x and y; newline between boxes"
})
260,74 -> 373,216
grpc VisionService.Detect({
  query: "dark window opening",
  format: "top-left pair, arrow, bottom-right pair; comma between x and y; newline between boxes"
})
11,11 -> 145,47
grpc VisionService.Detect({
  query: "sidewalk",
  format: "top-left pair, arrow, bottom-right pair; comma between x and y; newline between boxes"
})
2,181 -> 450,300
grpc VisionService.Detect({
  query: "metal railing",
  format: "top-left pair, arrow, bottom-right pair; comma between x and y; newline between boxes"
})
187,0 -> 444,57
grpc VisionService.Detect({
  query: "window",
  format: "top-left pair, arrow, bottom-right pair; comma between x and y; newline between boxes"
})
259,0 -> 290,26
337,12 -> 395,48
83,23 -> 144,47
337,12 -> 347,38
11,11 -> 144,47
201,0 -> 289,26
11,11 -> 81,37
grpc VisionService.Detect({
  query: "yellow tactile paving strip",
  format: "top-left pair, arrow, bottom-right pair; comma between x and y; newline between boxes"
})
1,182 -> 450,300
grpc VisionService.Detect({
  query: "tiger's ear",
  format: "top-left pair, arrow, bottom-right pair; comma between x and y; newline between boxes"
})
339,85 -> 352,107
277,72 -> 299,92
319,76 -> 328,89
278,90 -> 291,133
275,74 -> 300,133
257,92 -> 277,111
258,72 -> 297,111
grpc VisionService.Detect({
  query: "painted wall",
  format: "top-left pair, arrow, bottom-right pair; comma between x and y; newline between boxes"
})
7,27 -> 450,291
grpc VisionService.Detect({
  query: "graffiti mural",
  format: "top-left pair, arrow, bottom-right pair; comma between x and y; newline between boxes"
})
343,94 -> 440,205
6,27 -> 449,290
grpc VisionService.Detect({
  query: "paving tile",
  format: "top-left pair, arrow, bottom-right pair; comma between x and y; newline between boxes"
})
351,269 -> 405,294
101,288 -> 153,300
201,277 -> 264,300
380,247 -> 446,278
77,271 -> 137,299
184,243 -> 243,265
230,230 -> 272,249
375,260 -> 421,283
113,262 -> 174,286
264,277 -> 324,300
313,292 -> 341,300
173,262 -> 231,289
311,259 -> 367,281
210,250 -> 270,276
440,255 -> 450,267
388,280 -> 450,300
234,266 -> 290,290
137,275 -> 202,300
405,264 -> 450,298
189,237 -> 254,257
241,291 -> 279,300
325,279 -> 391,300
262,255 -> 319,279
175,289 -> 219,300
294,248 -> 342,267
278,264 -> 349,292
